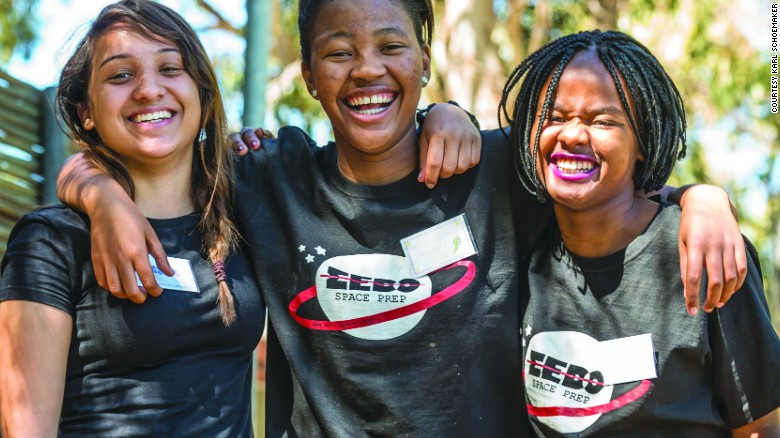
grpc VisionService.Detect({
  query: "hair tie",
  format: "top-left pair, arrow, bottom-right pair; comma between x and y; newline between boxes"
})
213,260 -> 227,283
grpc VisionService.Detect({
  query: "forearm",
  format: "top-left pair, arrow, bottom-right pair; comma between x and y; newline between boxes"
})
57,152 -> 129,215
0,301 -> 71,437
669,184 -> 738,220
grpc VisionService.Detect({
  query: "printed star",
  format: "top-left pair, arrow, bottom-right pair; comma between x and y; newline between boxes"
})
298,245 -> 306,252
315,246 -> 326,255
305,254 -> 315,263
524,325 -> 532,337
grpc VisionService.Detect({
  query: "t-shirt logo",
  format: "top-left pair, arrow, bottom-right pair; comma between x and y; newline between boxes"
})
524,331 -> 655,433
288,254 -> 475,340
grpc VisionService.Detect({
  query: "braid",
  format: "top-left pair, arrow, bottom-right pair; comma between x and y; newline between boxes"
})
193,109 -> 240,326
498,30 -> 687,198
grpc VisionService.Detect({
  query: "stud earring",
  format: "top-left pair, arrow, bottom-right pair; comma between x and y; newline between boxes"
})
311,89 -> 319,98
422,77 -> 429,86
197,128 -> 207,143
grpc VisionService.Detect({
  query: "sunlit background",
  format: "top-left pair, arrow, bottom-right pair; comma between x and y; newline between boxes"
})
1,0 -> 777,434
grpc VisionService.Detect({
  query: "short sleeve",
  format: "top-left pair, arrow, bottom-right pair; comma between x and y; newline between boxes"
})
709,238 -> 780,427
0,209 -> 88,314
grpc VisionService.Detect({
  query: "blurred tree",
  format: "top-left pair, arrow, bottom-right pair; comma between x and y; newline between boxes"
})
0,0 -> 40,62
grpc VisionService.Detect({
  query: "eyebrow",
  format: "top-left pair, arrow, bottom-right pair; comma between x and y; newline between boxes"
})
98,47 -> 180,70
318,26 -> 411,47
552,103 -> 624,116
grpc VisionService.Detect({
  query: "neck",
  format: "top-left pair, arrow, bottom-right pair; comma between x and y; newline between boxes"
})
128,161 -> 195,219
335,125 -> 419,185
554,193 -> 658,257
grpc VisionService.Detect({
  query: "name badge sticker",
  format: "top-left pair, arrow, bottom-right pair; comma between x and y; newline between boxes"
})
598,333 -> 657,385
135,255 -> 200,293
400,213 -> 478,277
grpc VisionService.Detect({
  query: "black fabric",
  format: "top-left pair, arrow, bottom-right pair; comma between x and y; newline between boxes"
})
234,126 -> 549,437
523,203 -> 780,437
0,206 -> 265,437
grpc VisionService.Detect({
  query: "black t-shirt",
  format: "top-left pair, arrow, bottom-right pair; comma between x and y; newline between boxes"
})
0,206 -> 265,437
523,204 -> 780,437
234,126 -> 550,437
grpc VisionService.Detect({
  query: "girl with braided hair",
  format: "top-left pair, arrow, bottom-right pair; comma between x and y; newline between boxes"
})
502,30 -> 780,436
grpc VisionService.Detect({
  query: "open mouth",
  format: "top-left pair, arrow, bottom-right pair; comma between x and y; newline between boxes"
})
130,110 -> 174,124
344,93 -> 396,116
550,154 -> 598,181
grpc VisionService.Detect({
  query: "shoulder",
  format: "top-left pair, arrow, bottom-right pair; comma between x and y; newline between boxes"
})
479,128 -> 512,155
9,205 -> 89,242
235,126 -> 322,175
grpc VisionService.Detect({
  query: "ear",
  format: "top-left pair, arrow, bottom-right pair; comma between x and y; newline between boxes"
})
78,105 -> 95,131
421,44 -> 432,86
301,62 -> 318,99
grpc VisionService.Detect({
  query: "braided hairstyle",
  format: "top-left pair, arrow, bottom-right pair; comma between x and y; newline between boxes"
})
298,0 -> 434,62
498,30 -> 687,201
57,0 -> 240,326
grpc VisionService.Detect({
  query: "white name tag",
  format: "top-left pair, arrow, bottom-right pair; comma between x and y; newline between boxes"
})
135,255 -> 200,293
598,333 -> 657,385
400,213 -> 478,277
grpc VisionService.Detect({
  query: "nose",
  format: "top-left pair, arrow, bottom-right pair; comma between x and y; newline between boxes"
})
350,52 -> 386,82
132,69 -> 165,102
557,119 -> 588,147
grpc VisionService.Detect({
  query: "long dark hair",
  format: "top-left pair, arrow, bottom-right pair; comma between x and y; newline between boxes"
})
56,0 -> 240,325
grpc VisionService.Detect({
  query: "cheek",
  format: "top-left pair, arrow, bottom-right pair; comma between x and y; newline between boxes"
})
396,55 -> 423,87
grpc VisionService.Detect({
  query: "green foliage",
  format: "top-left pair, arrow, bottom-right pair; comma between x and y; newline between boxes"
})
0,0 -> 39,62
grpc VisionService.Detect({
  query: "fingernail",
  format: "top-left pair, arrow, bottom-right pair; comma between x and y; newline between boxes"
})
688,307 -> 698,316
426,182 -> 435,189
716,302 -> 725,308
238,144 -> 246,152
251,140 -> 259,147
418,171 -> 424,181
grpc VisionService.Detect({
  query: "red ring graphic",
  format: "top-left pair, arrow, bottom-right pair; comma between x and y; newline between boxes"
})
527,379 -> 652,418
289,260 -> 476,331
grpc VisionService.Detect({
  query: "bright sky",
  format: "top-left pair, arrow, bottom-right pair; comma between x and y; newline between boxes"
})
6,0 -> 246,89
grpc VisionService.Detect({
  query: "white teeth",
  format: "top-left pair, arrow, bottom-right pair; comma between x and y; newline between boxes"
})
355,107 -> 385,115
555,159 -> 595,173
132,110 -> 172,123
347,93 -> 394,107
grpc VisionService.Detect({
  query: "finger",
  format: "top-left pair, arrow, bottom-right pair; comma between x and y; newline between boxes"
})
418,130 -> 429,183
105,265 -> 140,302
439,139 -> 459,179
469,137 -> 481,168
135,258 -> 162,298
733,241 -> 748,292
679,241 -> 701,316
230,132 -> 249,156
424,136 -> 445,189
716,242 -> 739,307
701,249 -> 724,313
118,262 -> 147,304
92,255 -> 108,291
255,128 -> 274,139
456,141 -> 472,174
147,230 -> 173,276
240,128 -> 261,150
96,262 -> 128,299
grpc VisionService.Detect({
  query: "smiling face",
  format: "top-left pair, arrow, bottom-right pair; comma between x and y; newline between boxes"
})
301,0 -> 431,160
531,50 -> 643,212
83,26 -> 201,175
